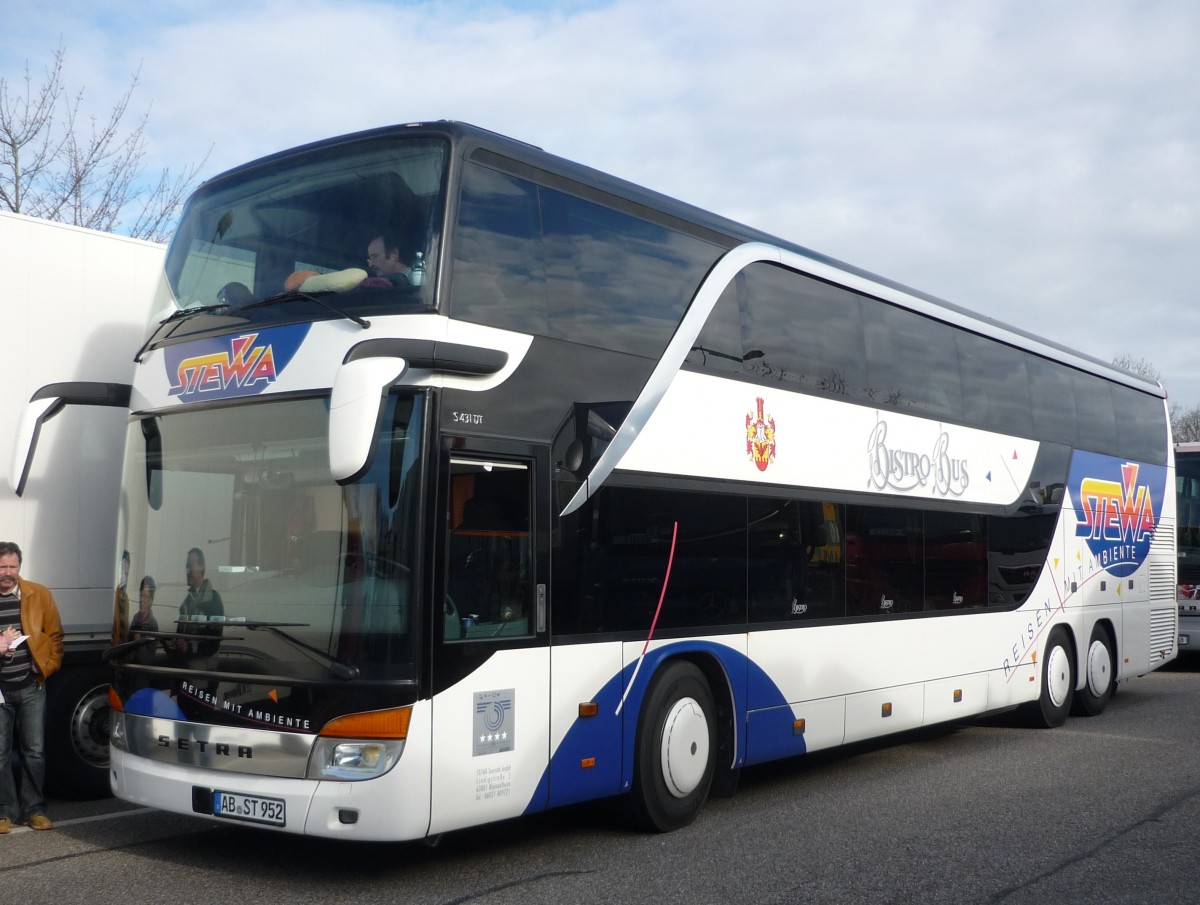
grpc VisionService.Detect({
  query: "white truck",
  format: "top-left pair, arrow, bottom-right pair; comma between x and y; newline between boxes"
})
0,210 -> 164,798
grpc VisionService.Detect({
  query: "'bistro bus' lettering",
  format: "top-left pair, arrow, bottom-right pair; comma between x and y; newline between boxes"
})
867,418 -> 968,497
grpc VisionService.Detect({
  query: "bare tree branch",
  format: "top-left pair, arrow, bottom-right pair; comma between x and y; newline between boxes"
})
128,150 -> 210,243
0,45 -> 204,240
1172,403 -> 1200,443
1111,353 -> 1162,385
0,45 -> 66,214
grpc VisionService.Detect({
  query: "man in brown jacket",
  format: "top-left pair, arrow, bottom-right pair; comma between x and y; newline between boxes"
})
0,540 -> 64,833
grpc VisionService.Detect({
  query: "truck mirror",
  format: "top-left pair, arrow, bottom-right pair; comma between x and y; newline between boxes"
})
11,382 -> 132,497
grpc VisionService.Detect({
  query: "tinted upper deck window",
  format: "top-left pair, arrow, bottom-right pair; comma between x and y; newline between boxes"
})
540,186 -> 719,357
1026,354 -> 1078,447
1110,382 -> 1167,463
1072,370 -> 1118,455
955,331 -> 1033,437
451,165 -> 549,334
452,161 -> 721,358
737,264 -> 868,400
861,302 -> 963,420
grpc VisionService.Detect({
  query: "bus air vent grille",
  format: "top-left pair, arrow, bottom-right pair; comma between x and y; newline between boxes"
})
1150,607 -> 1177,660
1148,523 -> 1177,603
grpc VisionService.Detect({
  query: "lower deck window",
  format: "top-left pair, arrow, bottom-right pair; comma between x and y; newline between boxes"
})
552,486 -> 1050,635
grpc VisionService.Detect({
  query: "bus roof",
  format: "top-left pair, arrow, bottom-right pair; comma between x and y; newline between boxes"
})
197,120 -> 1163,398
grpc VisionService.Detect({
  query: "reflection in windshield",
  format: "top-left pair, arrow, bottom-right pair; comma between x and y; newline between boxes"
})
113,394 -> 424,684
162,136 -> 447,317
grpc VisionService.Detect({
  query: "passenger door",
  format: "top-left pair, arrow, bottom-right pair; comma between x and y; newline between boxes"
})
428,439 -> 550,835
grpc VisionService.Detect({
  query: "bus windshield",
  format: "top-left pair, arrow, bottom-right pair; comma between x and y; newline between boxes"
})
113,394 -> 426,687
163,135 -> 448,314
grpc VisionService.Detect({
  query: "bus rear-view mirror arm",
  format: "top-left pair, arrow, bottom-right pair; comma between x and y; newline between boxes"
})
327,338 -> 511,484
11,381 -> 132,497
328,356 -> 408,484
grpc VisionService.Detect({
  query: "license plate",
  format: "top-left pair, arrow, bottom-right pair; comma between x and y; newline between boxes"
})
212,790 -> 286,826
1180,634 -> 1190,646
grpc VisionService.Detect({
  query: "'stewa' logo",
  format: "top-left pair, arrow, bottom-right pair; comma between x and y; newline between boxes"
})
165,324 -> 309,400
1073,454 -> 1165,577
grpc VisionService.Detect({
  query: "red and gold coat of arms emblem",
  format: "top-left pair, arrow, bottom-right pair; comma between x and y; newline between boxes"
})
745,397 -> 776,472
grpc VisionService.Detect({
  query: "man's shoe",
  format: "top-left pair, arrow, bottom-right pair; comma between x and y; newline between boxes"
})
0,818 -> 11,834
23,814 -> 52,831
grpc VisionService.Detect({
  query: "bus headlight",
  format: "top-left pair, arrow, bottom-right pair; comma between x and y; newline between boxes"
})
109,712 -> 128,752
306,706 -> 412,780
307,738 -> 404,780
334,742 -> 386,769
107,688 -> 128,752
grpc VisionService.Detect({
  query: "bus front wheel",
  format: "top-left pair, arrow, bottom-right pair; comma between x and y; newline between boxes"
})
629,661 -> 715,832
1073,624 -> 1115,716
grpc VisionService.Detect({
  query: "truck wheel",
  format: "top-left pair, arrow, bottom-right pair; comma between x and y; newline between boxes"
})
628,661 -> 715,832
45,663 -> 113,799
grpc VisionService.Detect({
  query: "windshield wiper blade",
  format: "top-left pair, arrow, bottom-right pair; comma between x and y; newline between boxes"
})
248,622 -> 360,680
133,303 -> 234,362
166,302 -> 232,322
102,628 -> 229,661
242,289 -> 370,329
103,636 -> 158,661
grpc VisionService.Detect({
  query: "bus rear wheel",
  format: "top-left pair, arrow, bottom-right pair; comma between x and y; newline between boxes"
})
1073,624 -> 1115,716
1027,627 -> 1075,728
629,661 -> 715,832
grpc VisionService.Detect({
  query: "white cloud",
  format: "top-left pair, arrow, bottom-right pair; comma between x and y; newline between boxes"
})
3,0 -> 1200,404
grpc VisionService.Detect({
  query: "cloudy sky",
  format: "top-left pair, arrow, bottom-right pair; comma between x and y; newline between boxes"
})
3,0 -> 1198,406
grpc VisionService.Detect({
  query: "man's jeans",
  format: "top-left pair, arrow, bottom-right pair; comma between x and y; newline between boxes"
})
0,683 -> 47,821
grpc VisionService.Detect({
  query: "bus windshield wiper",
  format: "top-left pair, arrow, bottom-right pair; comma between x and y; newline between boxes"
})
102,628 -> 220,660
103,635 -> 159,661
242,289 -> 371,329
246,621 -> 360,680
133,303 -> 234,362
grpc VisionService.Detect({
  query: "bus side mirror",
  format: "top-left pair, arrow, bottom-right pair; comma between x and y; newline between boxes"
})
563,439 -> 585,474
11,382 -> 132,497
328,356 -> 408,484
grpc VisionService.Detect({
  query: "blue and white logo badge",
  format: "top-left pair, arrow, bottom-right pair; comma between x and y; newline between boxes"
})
472,689 -> 515,756
1071,452 -> 1165,577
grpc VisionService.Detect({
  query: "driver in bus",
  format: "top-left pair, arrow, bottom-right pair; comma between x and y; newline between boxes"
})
365,232 -> 412,287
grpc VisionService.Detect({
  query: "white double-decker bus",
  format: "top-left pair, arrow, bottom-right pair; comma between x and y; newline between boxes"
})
85,122 -> 1174,840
